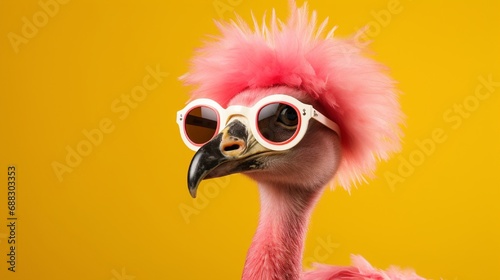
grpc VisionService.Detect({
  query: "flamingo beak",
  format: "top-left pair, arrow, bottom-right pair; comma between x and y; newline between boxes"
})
187,117 -> 269,198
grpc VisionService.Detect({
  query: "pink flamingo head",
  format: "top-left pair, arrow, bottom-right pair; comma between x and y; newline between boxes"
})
181,1 -> 404,190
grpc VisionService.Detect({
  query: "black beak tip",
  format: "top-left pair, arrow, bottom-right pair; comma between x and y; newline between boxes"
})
187,160 -> 202,198
187,141 -> 222,199
188,185 -> 198,198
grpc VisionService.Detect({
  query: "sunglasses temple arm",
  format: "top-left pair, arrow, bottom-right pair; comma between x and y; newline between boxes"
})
311,109 -> 341,137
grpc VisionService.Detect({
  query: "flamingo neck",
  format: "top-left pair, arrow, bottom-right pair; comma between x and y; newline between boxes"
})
242,183 -> 321,280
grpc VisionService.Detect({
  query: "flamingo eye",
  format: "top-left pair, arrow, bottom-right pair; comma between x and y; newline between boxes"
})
278,105 -> 298,127
257,103 -> 299,143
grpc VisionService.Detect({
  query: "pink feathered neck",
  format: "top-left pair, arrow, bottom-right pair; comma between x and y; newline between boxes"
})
181,1 -> 404,189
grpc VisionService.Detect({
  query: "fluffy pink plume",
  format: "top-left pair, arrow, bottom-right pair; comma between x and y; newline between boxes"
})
181,1 -> 404,188
303,255 -> 425,280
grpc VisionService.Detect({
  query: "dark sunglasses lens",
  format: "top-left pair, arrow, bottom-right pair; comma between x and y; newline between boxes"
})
257,103 -> 299,143
185,106 -> 218,144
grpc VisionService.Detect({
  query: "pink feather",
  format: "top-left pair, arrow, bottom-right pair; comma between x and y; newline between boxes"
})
303,255 -> 425,280
181,1 -> 404,189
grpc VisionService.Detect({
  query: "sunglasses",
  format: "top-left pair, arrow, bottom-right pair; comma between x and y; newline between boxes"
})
177,94 -> 340,151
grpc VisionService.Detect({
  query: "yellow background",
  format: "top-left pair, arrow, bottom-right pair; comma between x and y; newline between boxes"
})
1,0 -> 499,279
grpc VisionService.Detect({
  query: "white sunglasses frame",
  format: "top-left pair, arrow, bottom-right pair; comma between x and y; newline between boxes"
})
177,94 -> 340,152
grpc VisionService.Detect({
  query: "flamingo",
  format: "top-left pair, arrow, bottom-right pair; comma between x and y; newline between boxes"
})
177,1 -> 425,279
